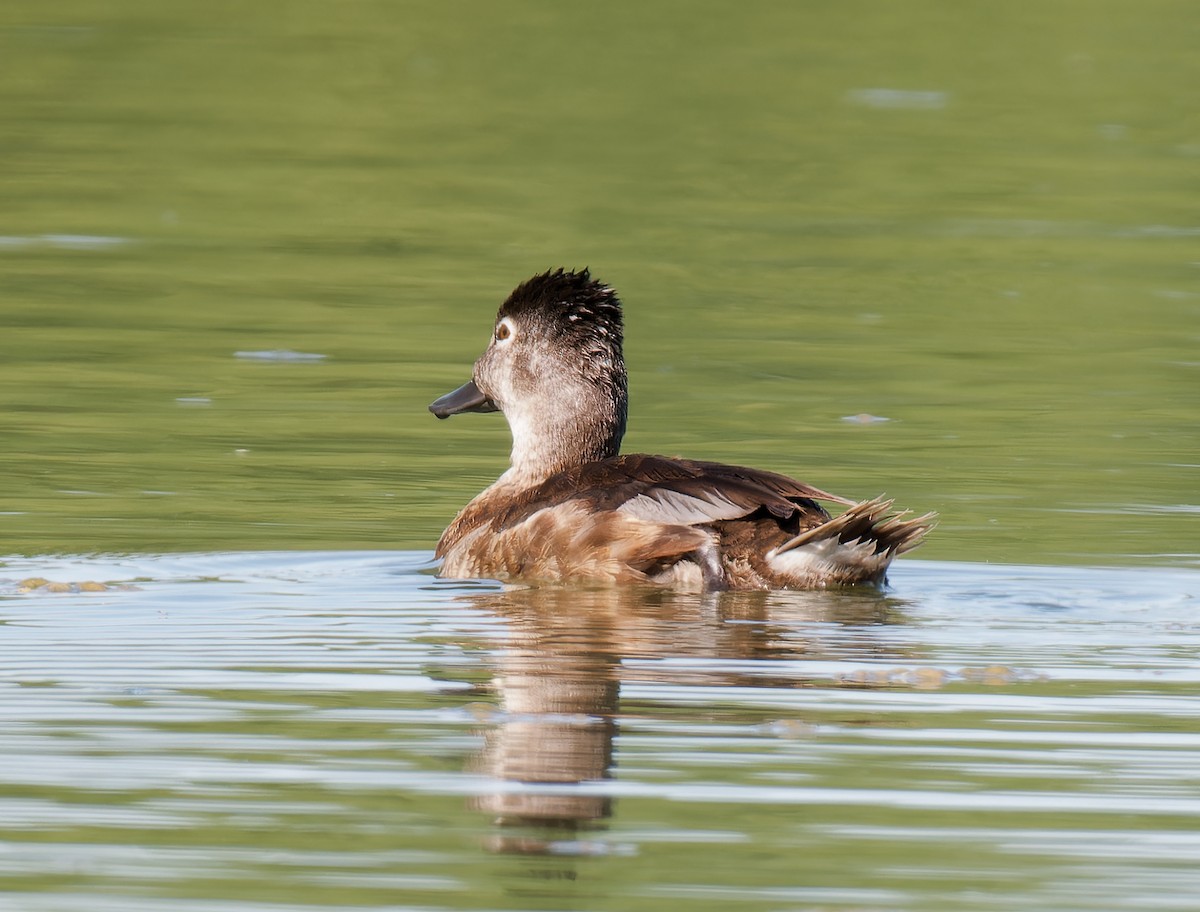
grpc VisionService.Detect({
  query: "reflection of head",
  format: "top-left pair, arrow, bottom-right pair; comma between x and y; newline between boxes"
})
466,587 -> 623,835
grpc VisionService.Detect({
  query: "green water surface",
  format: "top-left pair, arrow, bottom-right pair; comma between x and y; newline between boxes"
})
2,0 -> 1197,564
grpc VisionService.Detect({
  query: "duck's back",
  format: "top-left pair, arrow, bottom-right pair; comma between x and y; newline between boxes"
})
436,454 -> 930,589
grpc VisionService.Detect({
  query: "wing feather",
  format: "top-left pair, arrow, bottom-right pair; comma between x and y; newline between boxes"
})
487,454 -> 849,533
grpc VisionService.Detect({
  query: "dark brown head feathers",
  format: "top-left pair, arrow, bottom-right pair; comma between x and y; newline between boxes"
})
498,268 -> 623,348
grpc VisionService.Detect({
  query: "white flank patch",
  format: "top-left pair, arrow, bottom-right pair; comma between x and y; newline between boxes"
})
768,536 -> 889,585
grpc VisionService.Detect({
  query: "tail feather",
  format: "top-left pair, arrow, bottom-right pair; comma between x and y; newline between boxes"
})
763,496 -> 936,587
773,495 -> 936,559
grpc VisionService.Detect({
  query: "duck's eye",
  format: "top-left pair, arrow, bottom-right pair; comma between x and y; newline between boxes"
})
494,318 -> 515,343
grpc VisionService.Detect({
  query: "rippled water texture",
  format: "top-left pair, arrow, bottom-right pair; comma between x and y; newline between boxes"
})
1,1 -> 1197,562
3,553 -> 1199,911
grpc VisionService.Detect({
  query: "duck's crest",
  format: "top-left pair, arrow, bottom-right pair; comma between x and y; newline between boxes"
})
500,268 -> 623,344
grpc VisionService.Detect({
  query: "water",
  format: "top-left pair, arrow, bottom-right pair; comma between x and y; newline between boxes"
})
3,553 -> 1199,910
3,1 -> 1200,908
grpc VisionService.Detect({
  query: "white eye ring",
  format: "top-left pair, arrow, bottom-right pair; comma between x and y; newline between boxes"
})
494,317 -> 516,345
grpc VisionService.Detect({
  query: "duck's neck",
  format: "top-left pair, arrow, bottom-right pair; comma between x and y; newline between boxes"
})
499,380 -> 627,488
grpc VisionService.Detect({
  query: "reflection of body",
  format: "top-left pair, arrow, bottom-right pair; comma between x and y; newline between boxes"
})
466,584 -> 909,855
431,269 -> 934,590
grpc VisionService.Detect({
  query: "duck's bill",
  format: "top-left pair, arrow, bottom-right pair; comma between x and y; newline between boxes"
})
429,379 -> 499,419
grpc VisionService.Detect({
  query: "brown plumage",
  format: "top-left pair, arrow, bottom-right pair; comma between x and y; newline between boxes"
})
430,269 -> 935,590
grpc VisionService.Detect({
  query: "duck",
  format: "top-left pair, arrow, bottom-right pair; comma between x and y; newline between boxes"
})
429,268 -> 935,590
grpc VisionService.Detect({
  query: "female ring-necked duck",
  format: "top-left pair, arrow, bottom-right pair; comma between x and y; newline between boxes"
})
430,268 -> 934,590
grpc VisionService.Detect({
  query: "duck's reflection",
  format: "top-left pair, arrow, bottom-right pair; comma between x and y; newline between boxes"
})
471,600 -> 619,842
457,583 -> 910,855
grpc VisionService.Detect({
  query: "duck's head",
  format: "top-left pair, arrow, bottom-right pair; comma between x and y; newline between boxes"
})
430,268 -> 628,484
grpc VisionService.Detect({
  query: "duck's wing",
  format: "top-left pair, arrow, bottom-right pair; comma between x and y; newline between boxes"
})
499,454 -> 852,530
